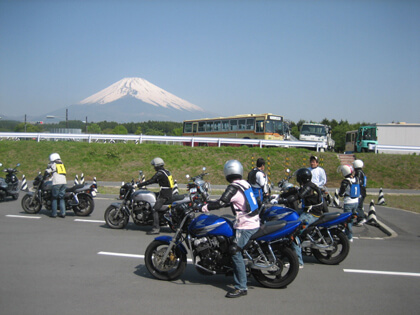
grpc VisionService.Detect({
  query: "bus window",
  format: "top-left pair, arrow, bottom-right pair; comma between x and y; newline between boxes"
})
230,120 -> 238,131
222,120 -> 229,131
184,122 -> 192,133
192,123 -> 198,133
214,120 -> 221,131
198,122 -> 205,132
204,121 -> 212,131
256,120 -> 264,133
246,118 -> 254,130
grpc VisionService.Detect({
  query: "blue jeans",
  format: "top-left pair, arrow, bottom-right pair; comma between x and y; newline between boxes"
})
292,212 -> 318,265
232,228 -> 259,291
52,184 -> 67,217
343,203 -> 358,240
357,195 -> 366,219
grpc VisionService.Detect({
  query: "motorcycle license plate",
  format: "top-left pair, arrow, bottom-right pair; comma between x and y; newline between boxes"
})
189,187 -> 197,194
91,191 -> 97,197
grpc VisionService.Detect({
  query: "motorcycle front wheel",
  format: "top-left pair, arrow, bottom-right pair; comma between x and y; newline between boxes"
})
145,240 -> 187,281
21,194 -> 42,214
72,194 -> 94,216
312,229 -> 350,265
104,205 -> 129,229
251,245 -> 299,289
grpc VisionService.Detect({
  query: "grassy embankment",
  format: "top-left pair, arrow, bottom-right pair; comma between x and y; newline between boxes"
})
1,141 -> 419,213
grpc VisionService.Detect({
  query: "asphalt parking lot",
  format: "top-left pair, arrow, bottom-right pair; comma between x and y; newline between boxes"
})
0,192 -> 419,315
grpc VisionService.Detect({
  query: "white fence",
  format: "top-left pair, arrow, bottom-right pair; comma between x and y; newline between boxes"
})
0,132 -> 328,151
369,144 -> 420,154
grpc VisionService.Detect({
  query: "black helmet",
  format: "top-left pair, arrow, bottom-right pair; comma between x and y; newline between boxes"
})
296,168 -> 312,185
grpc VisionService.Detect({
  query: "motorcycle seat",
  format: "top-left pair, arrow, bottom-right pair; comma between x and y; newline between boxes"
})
309,212 -> 341,227
172,194 -> 189,202
66,184 -> 85,192
250,220 -> 288,240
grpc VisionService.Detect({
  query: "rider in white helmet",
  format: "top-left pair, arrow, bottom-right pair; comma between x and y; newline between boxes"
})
337,164 -> 359,242
202,160 -> 260,299
137,157 -> 174,235
45,152 -> 67,218
353,159 -> 367,226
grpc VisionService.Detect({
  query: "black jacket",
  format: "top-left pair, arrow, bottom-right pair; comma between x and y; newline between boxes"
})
139,168 -> 173,199
283,182 -> 325,216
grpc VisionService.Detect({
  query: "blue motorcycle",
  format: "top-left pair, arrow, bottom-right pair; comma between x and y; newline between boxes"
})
145,204 -> 302,289
261,203 -> 353,265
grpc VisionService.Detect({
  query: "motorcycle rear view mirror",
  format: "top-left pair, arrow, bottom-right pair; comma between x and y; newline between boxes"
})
186,174 -> 190,179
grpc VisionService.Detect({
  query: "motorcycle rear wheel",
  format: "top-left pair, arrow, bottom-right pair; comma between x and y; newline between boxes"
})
72,194 -> 94,216
104,205 -> 129,229
145,240 -> 187,281
312,229 -> 349,265
21,194 -> 42,214
251,246 -> 299,288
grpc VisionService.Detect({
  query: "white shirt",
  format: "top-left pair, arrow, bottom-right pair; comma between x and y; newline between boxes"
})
309,166 -> 327,188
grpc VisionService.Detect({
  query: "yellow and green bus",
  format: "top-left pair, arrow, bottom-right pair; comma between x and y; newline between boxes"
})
182,113 -> 289,146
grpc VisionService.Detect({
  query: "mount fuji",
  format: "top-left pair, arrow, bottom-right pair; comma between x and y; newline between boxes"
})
45,77 -> 216,123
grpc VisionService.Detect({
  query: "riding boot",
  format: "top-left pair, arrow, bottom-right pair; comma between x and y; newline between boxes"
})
147,211 -> 160,235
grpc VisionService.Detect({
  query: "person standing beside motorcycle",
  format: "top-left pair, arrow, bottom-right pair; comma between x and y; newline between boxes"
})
137,157 -> 174,235
338,164 -> 359,242
202,160 -> 260,298
278,168 -> 327,268
247,158 -> 269,205
45,153 -> 67,218
308,155 -> 330,209
308,155 -> 327,188
353,159 -> 367,226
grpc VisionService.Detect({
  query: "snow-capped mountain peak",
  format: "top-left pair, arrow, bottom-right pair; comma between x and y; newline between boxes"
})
79,77 -> 204,112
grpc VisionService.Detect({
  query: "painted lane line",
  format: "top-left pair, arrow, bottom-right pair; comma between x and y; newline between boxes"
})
344,269 -> 420,277
97,251 -> 193,263
74,219 -> 106,223
6,215 -> 41,219
98,251 -> 144,259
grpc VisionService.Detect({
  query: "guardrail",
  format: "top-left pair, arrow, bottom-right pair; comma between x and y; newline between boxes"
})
0,132 -> 328,151
369,144 -> 420,154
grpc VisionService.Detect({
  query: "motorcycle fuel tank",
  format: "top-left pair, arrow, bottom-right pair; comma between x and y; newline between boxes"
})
132,190 -> 156,204
263,206 -> 300,222
189,214 -> 234,238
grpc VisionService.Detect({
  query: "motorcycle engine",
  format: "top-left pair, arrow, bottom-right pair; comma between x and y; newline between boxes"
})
193,236 -> 230,274
133,200 -> 151,223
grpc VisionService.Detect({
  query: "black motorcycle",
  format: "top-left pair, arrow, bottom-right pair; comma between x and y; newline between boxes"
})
21,172 -> 95,216
0,163 -> 20,201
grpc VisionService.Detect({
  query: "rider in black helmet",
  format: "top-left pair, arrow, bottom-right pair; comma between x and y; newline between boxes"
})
278,167 -> 328,267
137,157 -> 174,235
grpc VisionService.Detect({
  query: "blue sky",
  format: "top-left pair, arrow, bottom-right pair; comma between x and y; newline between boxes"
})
0,0 -> 419,124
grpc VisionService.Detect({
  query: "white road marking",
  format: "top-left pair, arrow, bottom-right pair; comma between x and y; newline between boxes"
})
98,251 -> 144,258
97,251 -> 193,262
74,219 -> 106,223
6,215 -> 41,219
344,269 -> 420,277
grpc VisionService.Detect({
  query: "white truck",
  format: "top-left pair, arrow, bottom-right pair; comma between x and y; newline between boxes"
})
371,123 -> 420,154
299,123 -> 335,151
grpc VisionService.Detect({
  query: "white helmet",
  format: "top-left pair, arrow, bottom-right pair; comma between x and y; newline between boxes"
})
151,157 -> 164,167
353,159 -> 364,169
223,160 -> 243,181
49,153 -> 61,162
337,164 -> 353,177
